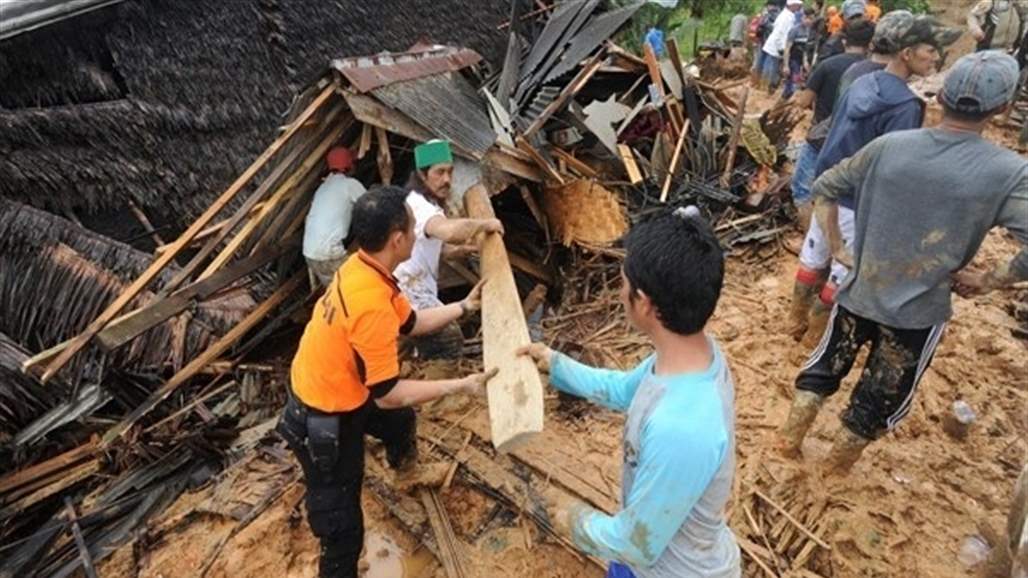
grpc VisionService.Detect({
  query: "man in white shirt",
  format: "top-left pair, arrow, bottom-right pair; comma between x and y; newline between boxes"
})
395,140 -> 504,358
761,0 -> 805,91
303,147 -> 366,288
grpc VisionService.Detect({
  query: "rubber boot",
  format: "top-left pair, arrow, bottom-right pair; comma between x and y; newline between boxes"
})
778,390 -> 824,458
801,298 -> 832,350
824,427 -> 872,474
787,281 -> 820,342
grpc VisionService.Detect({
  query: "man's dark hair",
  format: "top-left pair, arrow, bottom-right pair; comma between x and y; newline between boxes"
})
349,185 -> 410,252
623,209 -> 724,336
940,99 -> 1004,123
844,19 -> 875,47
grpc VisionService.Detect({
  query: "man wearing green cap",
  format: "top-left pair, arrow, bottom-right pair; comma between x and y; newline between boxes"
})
395,139 -> 504,358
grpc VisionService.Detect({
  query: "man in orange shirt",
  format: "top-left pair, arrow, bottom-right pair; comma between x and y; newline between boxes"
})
278,185 -> 496,578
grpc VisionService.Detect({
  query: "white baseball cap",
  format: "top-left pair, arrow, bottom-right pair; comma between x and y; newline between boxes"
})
786,0 -> 804,6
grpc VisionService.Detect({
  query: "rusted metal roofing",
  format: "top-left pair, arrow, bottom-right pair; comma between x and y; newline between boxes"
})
331,45 -> 482,93
372,72 -> 496,159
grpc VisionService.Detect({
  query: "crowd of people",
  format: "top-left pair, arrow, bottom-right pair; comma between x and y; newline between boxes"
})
280,3 -> 1028,576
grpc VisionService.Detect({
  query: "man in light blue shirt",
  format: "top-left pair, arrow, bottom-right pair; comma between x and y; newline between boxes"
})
520,207 -> 740,578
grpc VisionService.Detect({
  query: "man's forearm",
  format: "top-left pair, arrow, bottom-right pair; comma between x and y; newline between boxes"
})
409,302 -> 464,336
375,378 -> 464,409
429,218 -> 488,244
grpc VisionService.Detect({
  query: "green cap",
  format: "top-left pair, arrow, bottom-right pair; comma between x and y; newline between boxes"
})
414,139 -> 453,169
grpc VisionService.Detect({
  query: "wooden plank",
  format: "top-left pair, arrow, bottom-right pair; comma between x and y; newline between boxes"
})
550,148 -> 598,179
664,38 -> 689,92
642,43 -> 665,102
507,251 -> 554,286
419,489 -> 468,578
197,117 -> 349,280
101,271 -> 305,445
96,242 -> 294,351
660,120 -> 689,202
482,147 -> 544,183
64,496 -> 99,578
617,144 -> 643,185
31,82 -> 337,384
463,185 -> 544,453
0,459 -> 100,518
515,136 -> 565,185
357,122 -> 373,159
375,126 -> 393,184
0,440 -> 96,495
522,52 -> 606,139
720,86 -> 750,189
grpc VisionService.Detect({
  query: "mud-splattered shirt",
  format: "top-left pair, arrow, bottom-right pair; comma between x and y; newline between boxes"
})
813,128 -> 1028,329
549,340 -> 741,578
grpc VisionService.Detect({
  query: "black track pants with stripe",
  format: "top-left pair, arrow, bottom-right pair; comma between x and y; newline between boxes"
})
796,305 -> 945,440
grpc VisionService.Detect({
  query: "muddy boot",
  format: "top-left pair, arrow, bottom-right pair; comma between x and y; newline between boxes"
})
824,427 -> 872,474
393,462 -> 450,492
778,391 -> 824,458
787,281 -> 820,342
800,299 -> 832,350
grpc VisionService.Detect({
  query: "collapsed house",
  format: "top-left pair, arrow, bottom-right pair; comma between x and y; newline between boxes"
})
0,2 -> 814,576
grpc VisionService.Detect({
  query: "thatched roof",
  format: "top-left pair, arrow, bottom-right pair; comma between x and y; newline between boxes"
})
0,0 -> 510,229
0,199 -> 254,383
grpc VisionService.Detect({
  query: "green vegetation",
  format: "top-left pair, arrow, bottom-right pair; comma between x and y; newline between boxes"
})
615,0 -> 935,56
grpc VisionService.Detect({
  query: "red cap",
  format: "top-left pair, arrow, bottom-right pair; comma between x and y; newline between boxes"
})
326,147 -> 354,173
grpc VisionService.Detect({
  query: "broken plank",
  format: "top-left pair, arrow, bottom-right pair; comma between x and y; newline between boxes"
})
463,185 -> 544,453
550,148 -> 598,179
0,459 -> 100,519
515,136 -> 565,185
617,144 -> 643,185
0,440 -> 97,495
101,271 -> 305,446
63,496 -> 99,578
482,147 -> 545,183
720,86 -> 750,189
95,241 -> 295,351
660,120 -> 689,202
419,489 -> 469,578
31,82 -> 337,384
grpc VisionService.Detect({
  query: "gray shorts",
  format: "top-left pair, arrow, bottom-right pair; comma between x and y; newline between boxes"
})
306,256 -> 346,288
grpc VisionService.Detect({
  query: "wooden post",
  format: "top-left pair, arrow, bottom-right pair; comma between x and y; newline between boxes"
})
31,82 -> 337,384
720,86 -> 750,189
660,120 -> 689,202
463,185 -> 544,453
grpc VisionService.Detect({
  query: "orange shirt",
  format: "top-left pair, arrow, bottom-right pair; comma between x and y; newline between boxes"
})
290,251 -> 414,413
865,4 -> 881,22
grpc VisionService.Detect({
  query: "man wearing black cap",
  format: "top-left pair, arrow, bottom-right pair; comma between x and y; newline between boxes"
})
778,51 -> 1028,472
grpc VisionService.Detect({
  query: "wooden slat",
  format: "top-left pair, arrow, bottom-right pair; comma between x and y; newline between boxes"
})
515,136 -> 565,185
0,459 -> 100,518
31,82 -> 337,384
101,271 -> 305,445
660,120 -> 689,202
0,440 -> 96,495
419,489 -> 469,578
720,86 -> 750,188
96,241 -> 296,350
617,144 -> 643,185
463,185 -> 544,453
550,148 -> 598,179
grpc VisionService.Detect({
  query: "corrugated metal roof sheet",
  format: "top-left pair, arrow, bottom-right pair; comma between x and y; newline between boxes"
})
544,2 -> 644,83
0,0 -> 126,41
372,72 -> 496,159
331,45 -> 481,93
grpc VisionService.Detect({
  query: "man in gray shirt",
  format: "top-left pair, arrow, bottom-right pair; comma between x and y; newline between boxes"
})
779,51 -> 1028,472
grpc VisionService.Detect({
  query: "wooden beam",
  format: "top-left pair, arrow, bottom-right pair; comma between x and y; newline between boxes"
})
522,52 -> 606,139
484,146 -> 545,183
97,241 -> 295,350
507,251 -> 554,286
375,126 -> 393,184
617,144 -> 643,185
0,440 -> 96,495
0,459 -> 100,518
720,86 -> 750,189
550,148 -> 598,179
31,82 -> 337,384
515,136 -> 564,185
660,120 -> 689,202
101,271 -> 305,446
64,497 -> 99,578
463,185 -> 544,453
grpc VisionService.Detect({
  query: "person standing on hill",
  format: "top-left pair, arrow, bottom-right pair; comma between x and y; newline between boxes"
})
778,51 -> 1028,472
968,0 -> 1028,53
761,0 -> 806,91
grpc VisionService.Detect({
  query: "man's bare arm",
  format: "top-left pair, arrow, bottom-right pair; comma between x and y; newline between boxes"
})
424,215 -> 504,244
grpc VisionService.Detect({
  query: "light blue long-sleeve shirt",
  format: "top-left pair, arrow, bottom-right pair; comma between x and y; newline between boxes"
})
550,339 -> 741,578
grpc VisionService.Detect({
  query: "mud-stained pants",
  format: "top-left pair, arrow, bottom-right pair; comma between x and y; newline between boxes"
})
277,389 -> 416,578
796,305 -> 945,440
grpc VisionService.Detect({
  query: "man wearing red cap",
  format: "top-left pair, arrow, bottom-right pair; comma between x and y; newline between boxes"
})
303,147 -> 366,288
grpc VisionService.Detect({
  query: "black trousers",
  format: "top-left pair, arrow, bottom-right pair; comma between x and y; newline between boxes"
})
277,390 -> 416,578
796,305 -> 945,440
